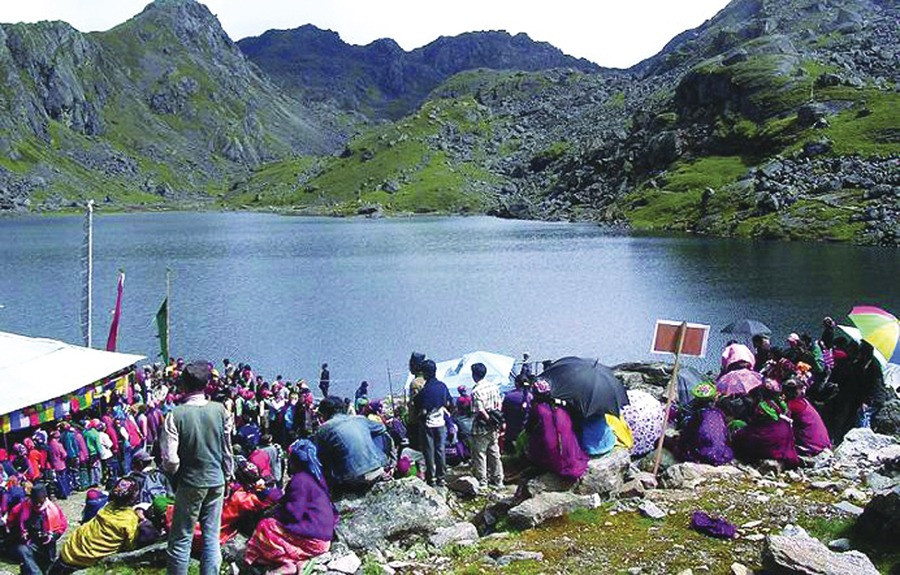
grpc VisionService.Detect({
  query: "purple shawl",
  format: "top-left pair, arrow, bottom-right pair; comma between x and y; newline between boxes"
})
526,402 -> 588,480
274,471 -> 338,541
679,407 -> 734,466
732,418 -> 800,468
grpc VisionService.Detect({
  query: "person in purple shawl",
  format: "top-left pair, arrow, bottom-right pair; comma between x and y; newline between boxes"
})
676,382 -> 734,466
245,439 -> 337,573
525,380 -> 589,480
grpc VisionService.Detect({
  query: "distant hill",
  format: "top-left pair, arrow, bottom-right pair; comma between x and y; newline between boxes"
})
0,0 -> 343,210
237,26 -> 603,119
236,0 -> 897,245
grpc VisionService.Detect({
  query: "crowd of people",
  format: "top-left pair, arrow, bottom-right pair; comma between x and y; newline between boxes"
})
0,314 -> 893,574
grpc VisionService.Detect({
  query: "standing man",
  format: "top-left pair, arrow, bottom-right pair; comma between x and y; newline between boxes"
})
162,361 -> 233,575
413,360 -> 452,487
470,363 -> 504,489
319,363 -> 330,398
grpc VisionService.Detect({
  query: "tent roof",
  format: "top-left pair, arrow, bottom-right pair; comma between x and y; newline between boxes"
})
0,331 -> 145,416
405,351 -> 515,395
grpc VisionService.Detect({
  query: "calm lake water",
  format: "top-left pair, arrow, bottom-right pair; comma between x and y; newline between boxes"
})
1,212 -> 897,397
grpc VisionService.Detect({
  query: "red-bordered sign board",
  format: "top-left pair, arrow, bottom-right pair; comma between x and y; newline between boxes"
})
651,320 -> 710,358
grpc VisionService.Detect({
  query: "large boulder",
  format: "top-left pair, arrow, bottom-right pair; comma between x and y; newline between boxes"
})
574,449 -> 631,498
872,399 -> 900,437
335,477 -> 453,550
661,463 -> 744,489
833,428 -> 900,468
856,486 -> 900,545
507,491 -> 601,529
762,532 -> 878,575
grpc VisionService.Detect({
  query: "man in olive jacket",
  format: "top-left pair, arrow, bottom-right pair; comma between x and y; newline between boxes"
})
161,361 -> 233,575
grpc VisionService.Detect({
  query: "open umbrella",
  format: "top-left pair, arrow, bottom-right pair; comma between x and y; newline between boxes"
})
715,368 -> 764,396
539,356 -> 629,418
848,306 -> 900,365
721,319 -> 771,338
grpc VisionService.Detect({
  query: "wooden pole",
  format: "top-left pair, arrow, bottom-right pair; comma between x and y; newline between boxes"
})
652,321 -> 687,476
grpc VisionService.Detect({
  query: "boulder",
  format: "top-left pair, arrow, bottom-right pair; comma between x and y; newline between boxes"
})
833,428 -> 899,467
507,491 -> 601,529
661,463 -> 744,489
448,475 -> 480,497
856,486 -> 900,545
327,551 -> 362,574
523,472 -> 576,498
428,521 -> 479,547
762,533 -> 878,575
872,399 -> 900,436
335,477 -> 452,550
574,449 -> 631,498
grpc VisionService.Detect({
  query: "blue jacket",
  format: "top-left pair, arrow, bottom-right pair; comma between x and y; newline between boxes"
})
315,414 -> 388,486
414,378 -> 452,413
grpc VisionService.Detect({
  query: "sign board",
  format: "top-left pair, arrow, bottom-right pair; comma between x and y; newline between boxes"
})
651,320 -> 710,358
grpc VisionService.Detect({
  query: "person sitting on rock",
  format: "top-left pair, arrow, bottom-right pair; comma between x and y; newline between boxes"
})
54,478 -> 141,571
245,440 -> 337,574
783,377 -> 831,456
731,379 -> 800,469
314,396 -> 390,494
525,380 -> 589,480
128,448 -> 172,505
218,458 -> 280,545
675,382 -> 734,466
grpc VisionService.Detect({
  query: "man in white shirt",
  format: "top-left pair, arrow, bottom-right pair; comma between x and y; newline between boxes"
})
470,363 -> 504,488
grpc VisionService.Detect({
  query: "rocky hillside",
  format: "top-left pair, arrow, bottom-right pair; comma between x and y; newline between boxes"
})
1,0 -> 897,245
240,0 -> 898,245
238,26 -> 601,120
0,0 -> 343,211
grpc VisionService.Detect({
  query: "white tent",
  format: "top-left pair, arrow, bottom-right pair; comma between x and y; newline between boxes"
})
0,331 -> 145,418
405,351 -> 515,396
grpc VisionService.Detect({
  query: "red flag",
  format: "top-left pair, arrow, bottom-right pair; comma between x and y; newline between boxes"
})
106,271 -> 125,351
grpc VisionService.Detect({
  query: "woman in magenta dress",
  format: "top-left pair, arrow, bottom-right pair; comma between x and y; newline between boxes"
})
732,380 -> 800,468
676,382 -> 734,466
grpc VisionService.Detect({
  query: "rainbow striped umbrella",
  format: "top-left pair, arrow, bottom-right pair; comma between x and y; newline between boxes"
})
848,306 -> 900,365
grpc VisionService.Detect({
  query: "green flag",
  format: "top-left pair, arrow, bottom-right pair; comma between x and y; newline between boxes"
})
155,298 -> 168,360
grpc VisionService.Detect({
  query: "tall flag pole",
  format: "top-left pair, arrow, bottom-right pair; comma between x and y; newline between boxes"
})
106,270 -> 125,352
81,200 -> 94,348
166,268 -> 171,359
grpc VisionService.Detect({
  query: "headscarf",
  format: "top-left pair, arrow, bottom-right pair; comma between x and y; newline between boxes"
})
692,381 -> 717,401
109,477 -> 140,506
235,458 -> 261,487
288,439 -> 324,484
32,430 -> 48,444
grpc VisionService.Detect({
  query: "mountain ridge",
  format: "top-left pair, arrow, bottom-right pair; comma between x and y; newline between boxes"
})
1,0 -> 897,246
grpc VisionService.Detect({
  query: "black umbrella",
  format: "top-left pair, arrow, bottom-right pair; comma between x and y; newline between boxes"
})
721,319 -> 771,338
539,356 -> 629,419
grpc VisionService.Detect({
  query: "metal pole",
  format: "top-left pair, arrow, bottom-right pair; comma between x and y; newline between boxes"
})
652,321 -> 687,477
166,268 -> 171,359
82,200 -> 94,348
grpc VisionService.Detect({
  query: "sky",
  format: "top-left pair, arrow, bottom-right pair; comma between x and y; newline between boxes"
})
0,0 -> 732,68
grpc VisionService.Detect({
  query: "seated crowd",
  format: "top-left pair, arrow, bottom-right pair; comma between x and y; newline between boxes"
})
0,315 -> 892,574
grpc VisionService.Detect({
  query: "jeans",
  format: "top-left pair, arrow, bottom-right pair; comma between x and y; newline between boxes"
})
470,430 -> 504,486
167,484 -> 225,575
17,541 -> 57,575
89,458 -> 102,487
122,444 -> 134,475
420,425 -> 446,485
